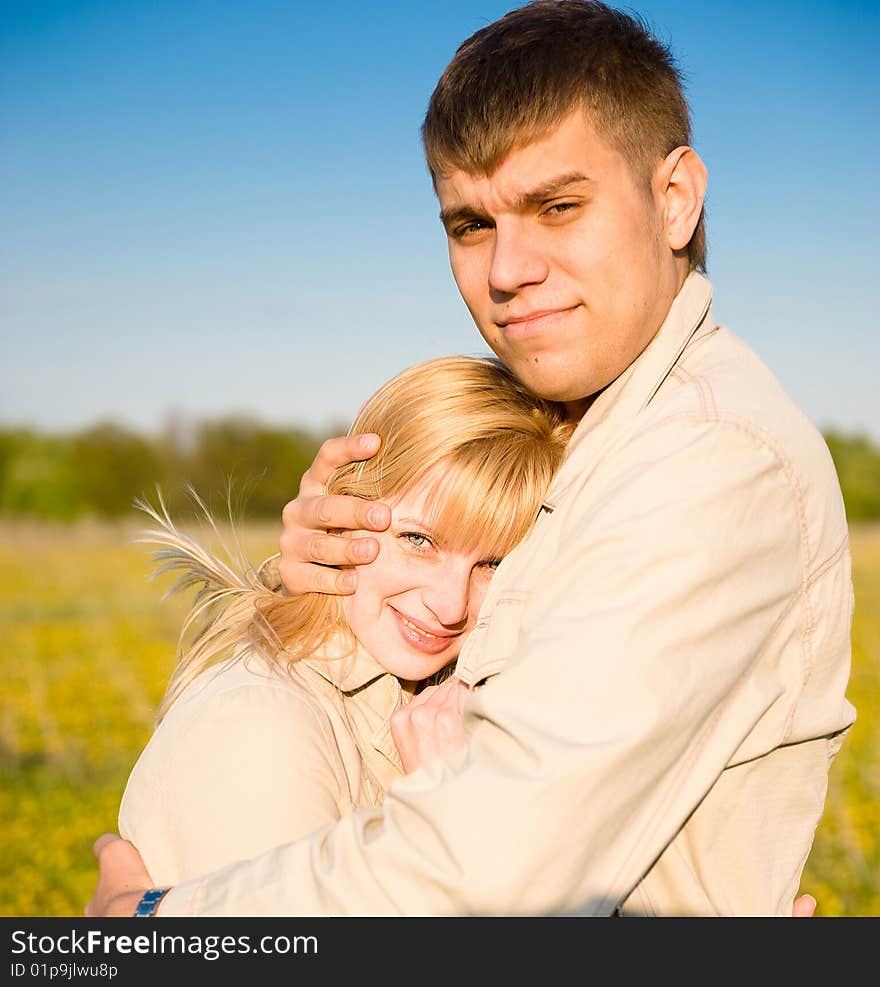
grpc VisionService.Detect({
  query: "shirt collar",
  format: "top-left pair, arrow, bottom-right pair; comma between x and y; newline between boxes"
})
303,635 -> 407,776
301,634 -> 392,693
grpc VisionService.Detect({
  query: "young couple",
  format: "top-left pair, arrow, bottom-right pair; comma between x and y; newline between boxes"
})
88,0 -> 855,918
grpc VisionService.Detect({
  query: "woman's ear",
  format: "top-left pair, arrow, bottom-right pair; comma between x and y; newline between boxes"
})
658,146 -> 707,253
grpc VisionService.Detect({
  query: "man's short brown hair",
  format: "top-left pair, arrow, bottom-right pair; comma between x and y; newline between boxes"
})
422,0 -> 706,271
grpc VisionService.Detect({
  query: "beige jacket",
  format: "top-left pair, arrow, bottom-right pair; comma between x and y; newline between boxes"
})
161,272 -> 856,916
118,643 -> 406,887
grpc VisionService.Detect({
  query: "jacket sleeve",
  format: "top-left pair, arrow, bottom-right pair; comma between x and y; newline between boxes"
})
122,680 -> 344,888
159,416 -> 809,916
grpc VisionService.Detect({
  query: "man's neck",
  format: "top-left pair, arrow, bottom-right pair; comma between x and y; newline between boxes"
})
564,395 -> 597,424
562,265 -> 692,427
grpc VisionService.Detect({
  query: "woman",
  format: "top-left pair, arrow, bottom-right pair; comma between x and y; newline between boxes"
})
117,355 -> 573,887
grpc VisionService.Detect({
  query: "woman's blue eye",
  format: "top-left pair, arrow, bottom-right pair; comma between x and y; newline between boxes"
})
402,532 -> 431,550
482,559 -> 501,571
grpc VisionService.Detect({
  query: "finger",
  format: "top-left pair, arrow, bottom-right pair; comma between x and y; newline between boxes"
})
426,677 -> 468,712
390,707 -> 411,740
295,493 -> 391,535
92,832 -> 123,860
286,531 -> 381,568
298,434 -> 382,496
95,835 -> 143,876
278,560 -> 360,596
98,837 -> 155,887
792,893 -> 817,917
438,676 -> 468,698
405,680 -> 466,716
404,684 -> 441,709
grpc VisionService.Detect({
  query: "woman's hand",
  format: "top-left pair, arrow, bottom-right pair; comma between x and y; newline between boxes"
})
84,834 -> 156,918
391,677 -> 470,774
279,433 -> 390,595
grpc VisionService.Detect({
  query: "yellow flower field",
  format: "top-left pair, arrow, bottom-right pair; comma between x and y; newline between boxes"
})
1,519 -> 877,916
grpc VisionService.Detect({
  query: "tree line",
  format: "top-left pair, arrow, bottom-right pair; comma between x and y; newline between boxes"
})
1,420 -> 879,523
0,418 -> 329,523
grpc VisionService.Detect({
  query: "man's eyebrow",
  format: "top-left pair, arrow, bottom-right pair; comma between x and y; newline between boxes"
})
439,172 -> 592,228
514,172 -> 592,208
439,204 -> 486,230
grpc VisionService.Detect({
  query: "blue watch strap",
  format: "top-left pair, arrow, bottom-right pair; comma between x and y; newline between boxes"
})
133,887 -> 170,917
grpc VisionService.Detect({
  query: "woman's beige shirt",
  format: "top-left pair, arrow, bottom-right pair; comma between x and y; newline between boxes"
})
118,644 -> 406,886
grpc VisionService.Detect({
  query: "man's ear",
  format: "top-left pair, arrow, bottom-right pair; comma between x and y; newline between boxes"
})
657,146 -> 707,253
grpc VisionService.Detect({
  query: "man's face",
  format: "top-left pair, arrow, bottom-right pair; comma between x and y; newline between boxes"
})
436,111 -> 684,417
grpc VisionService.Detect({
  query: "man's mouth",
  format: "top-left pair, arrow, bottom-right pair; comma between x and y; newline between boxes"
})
496,305 -> 579,338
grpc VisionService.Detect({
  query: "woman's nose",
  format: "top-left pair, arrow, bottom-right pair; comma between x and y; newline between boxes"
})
421,564 -> 472,628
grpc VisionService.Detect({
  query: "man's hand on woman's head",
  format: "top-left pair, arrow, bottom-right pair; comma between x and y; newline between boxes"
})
279,433 -> 390,596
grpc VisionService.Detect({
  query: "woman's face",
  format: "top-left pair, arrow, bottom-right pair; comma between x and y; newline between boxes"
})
342,469 -> 503,688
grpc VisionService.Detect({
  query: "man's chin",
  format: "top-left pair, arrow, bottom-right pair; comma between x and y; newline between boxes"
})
506,364 -> 594,404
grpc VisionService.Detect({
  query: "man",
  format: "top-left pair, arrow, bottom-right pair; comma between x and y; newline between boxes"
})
88,0 -> 853,917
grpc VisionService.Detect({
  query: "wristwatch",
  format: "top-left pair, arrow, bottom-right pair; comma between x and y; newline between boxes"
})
133,887 -> 170,917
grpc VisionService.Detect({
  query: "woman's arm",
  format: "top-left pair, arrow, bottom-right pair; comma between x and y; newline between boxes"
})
119,678 -> 343,886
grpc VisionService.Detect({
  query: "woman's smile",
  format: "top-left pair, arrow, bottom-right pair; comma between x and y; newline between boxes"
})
389,606 -> 461,656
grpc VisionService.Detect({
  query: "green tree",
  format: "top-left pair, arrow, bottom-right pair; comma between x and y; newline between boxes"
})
824,431 -> 880,523
177,417 -> 323,520
69,422 -> 165,517
0,429 -> 84,519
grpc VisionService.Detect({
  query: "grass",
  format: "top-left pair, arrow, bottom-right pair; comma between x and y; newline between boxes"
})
1,518 -> 877,916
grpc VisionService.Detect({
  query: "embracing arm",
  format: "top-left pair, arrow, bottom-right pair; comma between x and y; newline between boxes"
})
91,420 -> 838,916
85,838 -> 817,917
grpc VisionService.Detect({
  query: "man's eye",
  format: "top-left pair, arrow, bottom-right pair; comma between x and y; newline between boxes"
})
544,201 -> 579,217
453,219 -> 490,239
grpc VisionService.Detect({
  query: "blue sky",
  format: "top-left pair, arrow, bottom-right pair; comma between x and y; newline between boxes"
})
2,0 -> 878,441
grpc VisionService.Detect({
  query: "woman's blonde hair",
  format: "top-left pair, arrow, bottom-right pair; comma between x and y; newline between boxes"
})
140,355 -> 573,721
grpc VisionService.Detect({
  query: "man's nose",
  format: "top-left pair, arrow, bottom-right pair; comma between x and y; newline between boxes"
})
488,223 -> 548,295
421,565 -> 472,628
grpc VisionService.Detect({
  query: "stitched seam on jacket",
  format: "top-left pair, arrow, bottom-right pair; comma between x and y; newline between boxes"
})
670,365 -> 717,422
683,322 -> 721,355
658,399 -> 818,749
611,579 -> 801,900
781,533 -> 850,743
607,409 -> 815,895
642,407 -> 815,714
